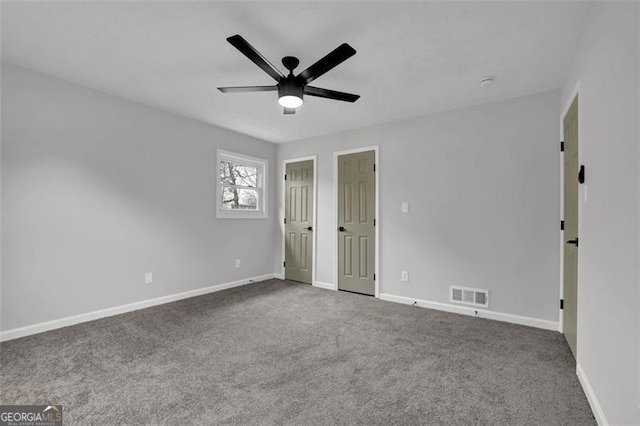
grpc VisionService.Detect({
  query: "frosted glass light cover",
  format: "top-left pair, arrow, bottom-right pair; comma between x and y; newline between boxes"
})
278,95 -> 303,108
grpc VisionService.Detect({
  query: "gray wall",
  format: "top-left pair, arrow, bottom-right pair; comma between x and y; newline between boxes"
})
276,90 -> 561,323
1,63 -> 278,332
561,3 -> 639,424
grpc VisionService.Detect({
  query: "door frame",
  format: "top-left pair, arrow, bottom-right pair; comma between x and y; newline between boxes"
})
333,146 -> 380,298
559,83 -> 583,358
281,155 -> 318,286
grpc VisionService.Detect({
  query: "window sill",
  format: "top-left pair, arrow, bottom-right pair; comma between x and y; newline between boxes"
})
216,210 -> 268,219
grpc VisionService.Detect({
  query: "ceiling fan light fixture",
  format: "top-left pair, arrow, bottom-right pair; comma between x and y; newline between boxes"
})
278,80 -> 304,109
217,35 -> 359,114
278,95 -> 304,109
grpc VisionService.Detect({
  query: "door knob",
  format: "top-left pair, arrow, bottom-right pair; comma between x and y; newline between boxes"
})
338,226 -> 345,232
305,226 -> 313,231
566,238 -> 579,247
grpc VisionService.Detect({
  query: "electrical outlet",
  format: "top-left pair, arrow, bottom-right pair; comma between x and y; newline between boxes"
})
401,202 -> 409,213
145,272 -> 153,285
401,271 -> 409,282
235,259 -> 241,268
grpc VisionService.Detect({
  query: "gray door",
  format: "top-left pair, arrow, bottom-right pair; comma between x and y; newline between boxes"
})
285,160 -> 314,284
337,151 -> 375,295
563,95 -> 579,358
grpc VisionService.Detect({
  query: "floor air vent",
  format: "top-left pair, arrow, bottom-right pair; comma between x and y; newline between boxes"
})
450,286 -> 489,308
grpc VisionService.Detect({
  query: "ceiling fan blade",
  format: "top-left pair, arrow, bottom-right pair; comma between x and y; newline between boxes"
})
226,35 -> 284,81
218,85 -> 278,93
304,86 -> 360,102
295,43 -> 356,85
283,108 -> 296,115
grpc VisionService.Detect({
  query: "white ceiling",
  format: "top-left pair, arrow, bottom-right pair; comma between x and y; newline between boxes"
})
1,2 -> 589,143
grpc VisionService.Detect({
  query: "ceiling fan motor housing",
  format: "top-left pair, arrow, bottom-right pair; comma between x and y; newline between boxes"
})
278,77 -> 304,101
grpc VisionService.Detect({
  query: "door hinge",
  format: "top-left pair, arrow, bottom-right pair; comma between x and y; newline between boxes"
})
560,299 -> 564,310
284,218 -> 287,224
560,141 -> 565,152
560,220 -> 565,230
373,164 -> 376,172
374,218 -> 376,226
578,165 -> 585,184
283,261 -> 286,267
373,273 -> 376,281
284,174 -> 287,181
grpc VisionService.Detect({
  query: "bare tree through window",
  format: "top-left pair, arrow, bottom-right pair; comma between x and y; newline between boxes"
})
220,161 -> 259,210
217,151 -> 267,218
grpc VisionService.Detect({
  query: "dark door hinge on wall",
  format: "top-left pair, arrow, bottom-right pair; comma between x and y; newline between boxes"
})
284,218 -> 287,224
284,174 -> 287,180
374,219 -> 376,226
560,220 -> 565,231
373,164 -> 376,172
373,273 -> 376,281
560,299 -> 564,310
560,141 -> 565,152
283,261 -> 286,267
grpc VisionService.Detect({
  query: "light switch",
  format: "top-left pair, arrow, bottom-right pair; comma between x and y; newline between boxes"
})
401,202 -> 409,213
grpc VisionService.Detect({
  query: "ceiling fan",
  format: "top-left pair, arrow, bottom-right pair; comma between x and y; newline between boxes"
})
218,35 -> 360,115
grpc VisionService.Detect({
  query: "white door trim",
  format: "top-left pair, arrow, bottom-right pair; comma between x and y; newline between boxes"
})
333,146 -> 380,298
281,155 -> 318,287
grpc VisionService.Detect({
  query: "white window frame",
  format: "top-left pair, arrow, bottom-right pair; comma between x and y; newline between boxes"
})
217,149 -> 268,219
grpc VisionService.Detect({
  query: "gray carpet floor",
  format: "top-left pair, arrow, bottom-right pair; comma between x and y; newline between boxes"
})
1,279 -> 594,425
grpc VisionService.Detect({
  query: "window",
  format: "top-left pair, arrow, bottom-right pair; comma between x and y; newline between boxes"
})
217,150 -> 268,218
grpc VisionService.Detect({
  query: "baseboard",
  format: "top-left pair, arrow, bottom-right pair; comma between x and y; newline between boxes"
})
0,273 -> 276,342
379,293 -> 559,331
273,273 -> 284,280
313,281 -> 337,291
576,363 -> 608,425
